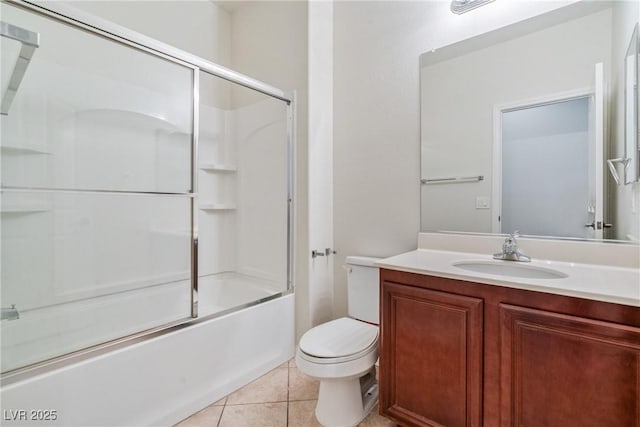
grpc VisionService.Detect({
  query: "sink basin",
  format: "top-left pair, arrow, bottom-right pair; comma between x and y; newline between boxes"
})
453,261 -> 568,279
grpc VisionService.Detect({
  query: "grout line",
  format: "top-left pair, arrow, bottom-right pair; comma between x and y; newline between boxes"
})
216,399 -> 226,427
224,400 -> 289,406
286,358 -> 291,426
216,402 -> 227,427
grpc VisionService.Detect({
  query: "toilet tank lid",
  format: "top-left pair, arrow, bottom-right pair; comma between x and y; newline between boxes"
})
345,256 -> 382,267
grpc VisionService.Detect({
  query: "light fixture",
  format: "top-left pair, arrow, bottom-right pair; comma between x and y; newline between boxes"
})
450,0 -> 495,15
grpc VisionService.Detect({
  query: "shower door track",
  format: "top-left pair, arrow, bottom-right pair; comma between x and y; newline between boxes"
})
1,0 -> 295,384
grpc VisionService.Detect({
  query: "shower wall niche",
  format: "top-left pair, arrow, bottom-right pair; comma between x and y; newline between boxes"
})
0,1 -> 292,374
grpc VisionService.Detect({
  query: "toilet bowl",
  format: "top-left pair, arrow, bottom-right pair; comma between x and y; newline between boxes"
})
295,256 -> 381,427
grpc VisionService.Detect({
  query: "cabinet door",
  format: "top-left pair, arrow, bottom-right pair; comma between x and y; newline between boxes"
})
500,304 -> 640,427
380,281 -> 483,427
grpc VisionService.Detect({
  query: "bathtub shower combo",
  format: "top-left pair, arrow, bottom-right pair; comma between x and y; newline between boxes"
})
0,1 -> 295,425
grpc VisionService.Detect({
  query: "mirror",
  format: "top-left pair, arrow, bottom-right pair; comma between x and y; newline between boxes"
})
420,0 -> 640,242
624,23 -> 639,184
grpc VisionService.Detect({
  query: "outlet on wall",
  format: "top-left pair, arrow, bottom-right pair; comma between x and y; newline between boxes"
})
476,196 -> 490,209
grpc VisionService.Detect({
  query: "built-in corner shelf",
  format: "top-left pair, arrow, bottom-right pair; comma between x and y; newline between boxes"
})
199,203 -> 237,211
200,163 -> 237,173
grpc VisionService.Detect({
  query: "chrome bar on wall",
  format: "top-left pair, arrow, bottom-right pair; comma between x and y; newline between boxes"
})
421,175 -> 485,184
0,21 -> 39,115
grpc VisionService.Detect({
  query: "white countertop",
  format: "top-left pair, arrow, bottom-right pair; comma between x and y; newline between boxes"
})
377,249 -> 640,307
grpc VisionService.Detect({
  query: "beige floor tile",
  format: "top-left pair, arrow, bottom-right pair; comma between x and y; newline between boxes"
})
288,367 -> 319,401
173,405 -> 223,427
212,397 -> 227,406
287,400 -> 322,427
358,405 -> 396,427
227,368 -> 288,404
219,402 -> 287,427
288,358 -> 296,368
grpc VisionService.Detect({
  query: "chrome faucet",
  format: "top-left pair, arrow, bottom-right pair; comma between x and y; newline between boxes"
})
1,304 -> 19,321
493,232 -> 531,262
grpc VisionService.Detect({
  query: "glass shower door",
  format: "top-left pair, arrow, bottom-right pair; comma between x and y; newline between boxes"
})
1,3 -> 195,372
196,71 -> 290,317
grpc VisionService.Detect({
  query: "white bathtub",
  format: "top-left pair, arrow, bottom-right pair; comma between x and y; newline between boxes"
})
0,292 -> 294,426
1,272 -> 284,372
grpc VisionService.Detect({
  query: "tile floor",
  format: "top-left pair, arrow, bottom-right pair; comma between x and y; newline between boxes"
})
174,359 -> 396,427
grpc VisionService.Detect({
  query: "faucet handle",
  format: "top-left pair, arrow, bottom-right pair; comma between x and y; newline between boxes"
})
502,237 -> 516,254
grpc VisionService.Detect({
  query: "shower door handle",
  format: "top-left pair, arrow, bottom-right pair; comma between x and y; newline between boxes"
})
0,21 -> 40,115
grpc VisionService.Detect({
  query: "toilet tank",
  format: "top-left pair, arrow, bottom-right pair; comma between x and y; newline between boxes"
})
346,256 -> 381,324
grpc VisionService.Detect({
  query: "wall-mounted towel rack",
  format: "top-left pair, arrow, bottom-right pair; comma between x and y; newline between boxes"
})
421,175 -> 484,184
606,158 -> 630,186
1,21 -> 40,116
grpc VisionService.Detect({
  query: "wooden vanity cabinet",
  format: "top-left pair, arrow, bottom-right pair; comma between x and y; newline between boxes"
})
379,268 -> 640,427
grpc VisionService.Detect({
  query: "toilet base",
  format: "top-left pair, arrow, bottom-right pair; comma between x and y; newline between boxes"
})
315,367 -> 378,427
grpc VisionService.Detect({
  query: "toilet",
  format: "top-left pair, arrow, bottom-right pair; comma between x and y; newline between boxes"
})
296,256 -> 381,427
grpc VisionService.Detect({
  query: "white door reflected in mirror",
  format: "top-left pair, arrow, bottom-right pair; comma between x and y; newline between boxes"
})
497,97 -> 592,239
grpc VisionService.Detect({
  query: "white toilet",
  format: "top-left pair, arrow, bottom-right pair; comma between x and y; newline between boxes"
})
296,256 -> 381,427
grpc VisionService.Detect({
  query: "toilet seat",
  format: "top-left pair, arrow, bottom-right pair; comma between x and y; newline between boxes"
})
298,317 -> 379,365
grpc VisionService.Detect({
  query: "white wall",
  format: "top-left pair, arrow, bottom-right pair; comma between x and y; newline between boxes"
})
66,0 -> 231,67
308,0 -> 335,327
333,0 -> 577,317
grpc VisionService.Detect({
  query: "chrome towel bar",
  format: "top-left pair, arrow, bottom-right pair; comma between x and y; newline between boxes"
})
421,175 -> 484,184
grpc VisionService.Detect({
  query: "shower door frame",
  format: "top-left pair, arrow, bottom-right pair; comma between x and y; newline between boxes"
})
1,0 -> 295,382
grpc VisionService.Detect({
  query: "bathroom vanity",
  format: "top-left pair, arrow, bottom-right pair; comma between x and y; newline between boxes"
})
377,237 -> 640,427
